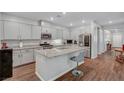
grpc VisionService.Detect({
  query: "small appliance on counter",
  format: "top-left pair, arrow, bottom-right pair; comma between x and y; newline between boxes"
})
41,33 -> 52,40
67,40 -> 73,44
74,40 -> 77,44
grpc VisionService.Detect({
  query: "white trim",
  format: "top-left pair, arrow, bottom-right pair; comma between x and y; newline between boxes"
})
35,62 -> 84,81
35,72 -> 45,81
91,56 -> 97,59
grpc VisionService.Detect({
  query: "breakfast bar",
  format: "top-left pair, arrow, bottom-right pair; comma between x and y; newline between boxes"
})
35,45 -> 88,81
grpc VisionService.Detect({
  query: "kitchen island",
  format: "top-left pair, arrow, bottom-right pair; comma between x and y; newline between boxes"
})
35,45 -> 89,81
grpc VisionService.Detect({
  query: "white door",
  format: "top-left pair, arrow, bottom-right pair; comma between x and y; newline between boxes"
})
112,33 -> 122,47
32,25 -> 41,39
4,21 -> 19,39
19,23 -> 32,39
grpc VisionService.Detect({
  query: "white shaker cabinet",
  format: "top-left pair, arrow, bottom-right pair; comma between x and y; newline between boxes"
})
42,27 -> 49,33
56,29 -> 63,39
13,49 -> 34,67
4,21 -> 19,39
19,24 -> 32,39
63,30 -> 70,39
13,50 -> 22,67
32,25 -> 41,39
0,21 -> 3,40
21,49 -> 34,65
51,28 -> 57,40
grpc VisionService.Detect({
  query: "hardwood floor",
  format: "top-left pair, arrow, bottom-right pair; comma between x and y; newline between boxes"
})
5,63 -> 40,81
5,50 -> 124,81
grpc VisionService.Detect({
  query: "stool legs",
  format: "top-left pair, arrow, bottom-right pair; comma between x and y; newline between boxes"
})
72,61 -> 84,77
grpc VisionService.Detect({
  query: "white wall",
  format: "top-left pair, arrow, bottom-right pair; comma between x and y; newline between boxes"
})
90,21 -> 106,58
104,30 -> 112,51
98,27 -> 105,54
90,21 -> 98,58
112,32 -> 123,47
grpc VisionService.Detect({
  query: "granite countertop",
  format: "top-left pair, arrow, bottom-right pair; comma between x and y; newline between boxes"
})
35,45 -> 90,58
11,45 -> 43,50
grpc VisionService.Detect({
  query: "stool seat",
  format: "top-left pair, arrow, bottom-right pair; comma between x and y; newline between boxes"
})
70,56 -> 77,61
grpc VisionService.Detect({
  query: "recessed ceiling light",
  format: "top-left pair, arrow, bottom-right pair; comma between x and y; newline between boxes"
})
62,12 -> 66,15
70,23 -> 73,26
82,20 -> 85,23
50,17 -> 54,21
108,21 -> 112,24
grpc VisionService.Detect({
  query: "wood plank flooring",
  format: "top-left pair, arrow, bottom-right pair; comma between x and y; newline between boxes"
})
5,50 -> 124,81
5,63 -> 40,81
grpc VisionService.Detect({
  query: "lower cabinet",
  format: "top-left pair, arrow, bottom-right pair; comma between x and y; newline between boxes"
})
21,49 -> 34,65
84,49 -> 91,58
13,50 -> 21,67
13,49 -> 34,67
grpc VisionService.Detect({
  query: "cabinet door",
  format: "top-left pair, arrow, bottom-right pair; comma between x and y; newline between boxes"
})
63,30 -> 70,39
21,49 -> 34,65
0,21 -> 3,40
4,21 -> 19,39
56,29 -> 63,39
32,25 -> 41,39
51,28 -> 57,40
13,51 -> 21,67
42,27 -> 48,33
19,24 -> 32,39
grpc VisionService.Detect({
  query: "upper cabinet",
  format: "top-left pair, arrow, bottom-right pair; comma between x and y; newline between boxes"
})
63,29 -> 70,40
50,28 -> 57,40
19,23 -> 32,39
56,29 -> 63,39
32,25 -> 41,39
0,21 -> 3,40
4,21 -> 32,40
3,20 -> 70,40
4,21 -> 19,39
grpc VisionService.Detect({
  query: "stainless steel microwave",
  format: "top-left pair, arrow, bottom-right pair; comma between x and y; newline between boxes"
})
41,33 -> 52,40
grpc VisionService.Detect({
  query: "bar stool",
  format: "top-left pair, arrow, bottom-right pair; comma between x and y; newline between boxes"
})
70,52 -> 84,77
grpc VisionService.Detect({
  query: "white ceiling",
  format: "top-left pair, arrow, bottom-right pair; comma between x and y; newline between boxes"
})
4,12 -> 124,30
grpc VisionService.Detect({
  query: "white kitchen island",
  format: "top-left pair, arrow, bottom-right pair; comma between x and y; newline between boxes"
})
35,45 -> 88,81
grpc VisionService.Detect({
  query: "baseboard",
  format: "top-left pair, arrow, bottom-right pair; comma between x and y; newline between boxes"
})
35,72 -> 45,81
13,61 -> 35,69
